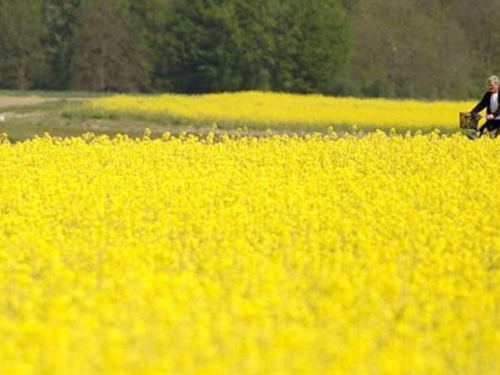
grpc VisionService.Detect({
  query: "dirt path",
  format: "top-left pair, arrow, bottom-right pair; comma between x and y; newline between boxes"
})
0,96 -> 54,108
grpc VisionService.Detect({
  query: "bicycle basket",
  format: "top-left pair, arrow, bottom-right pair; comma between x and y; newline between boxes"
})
459,112 -> 480,130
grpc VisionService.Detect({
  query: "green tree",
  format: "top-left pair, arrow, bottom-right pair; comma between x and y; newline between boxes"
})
268,0 -> 350,93
164,0 -> 351,94
41,0 -> 82,89
164,0 -> 243,93
233,0 -> 275,90
0,0 -> 47,89
129,0 -> 173,91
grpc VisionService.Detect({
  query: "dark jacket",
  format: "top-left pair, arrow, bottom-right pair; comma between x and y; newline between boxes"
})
471,91 -> 500,117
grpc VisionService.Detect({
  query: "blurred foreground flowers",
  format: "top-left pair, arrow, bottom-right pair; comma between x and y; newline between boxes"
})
0,131 -> 499,374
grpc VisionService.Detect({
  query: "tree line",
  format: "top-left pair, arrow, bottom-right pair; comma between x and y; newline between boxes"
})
0,0 -> 498,99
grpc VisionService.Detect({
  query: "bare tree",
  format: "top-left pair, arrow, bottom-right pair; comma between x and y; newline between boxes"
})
68,0 -> 150,92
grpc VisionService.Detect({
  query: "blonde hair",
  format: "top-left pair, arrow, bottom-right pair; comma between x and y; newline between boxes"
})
488,75 -> 500,86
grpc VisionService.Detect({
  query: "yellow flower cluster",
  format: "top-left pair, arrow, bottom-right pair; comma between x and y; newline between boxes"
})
89,91 -> 477,131
1,131 -> 499,374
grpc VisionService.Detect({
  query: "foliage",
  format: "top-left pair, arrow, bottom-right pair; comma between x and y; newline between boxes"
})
41,0 -> 82,90
260,0 -> 350,93
68,0 -> 151,92
164,0 -> 243,92
163,0 -> 350,93
0,0 -> 47,89
0,0 -> 498,98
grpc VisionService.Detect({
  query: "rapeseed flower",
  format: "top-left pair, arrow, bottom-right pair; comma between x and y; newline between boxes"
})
0,131 -> 499,374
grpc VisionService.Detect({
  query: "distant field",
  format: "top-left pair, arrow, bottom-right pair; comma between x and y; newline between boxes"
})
87,91 -> 477,132
0,90 -> 481,140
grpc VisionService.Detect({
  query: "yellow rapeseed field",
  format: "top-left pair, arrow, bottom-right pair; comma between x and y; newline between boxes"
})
1,131 -> 500,375
88,91 -> 477,131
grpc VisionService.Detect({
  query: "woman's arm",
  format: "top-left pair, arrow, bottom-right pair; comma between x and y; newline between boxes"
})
471,92 -> 489,114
